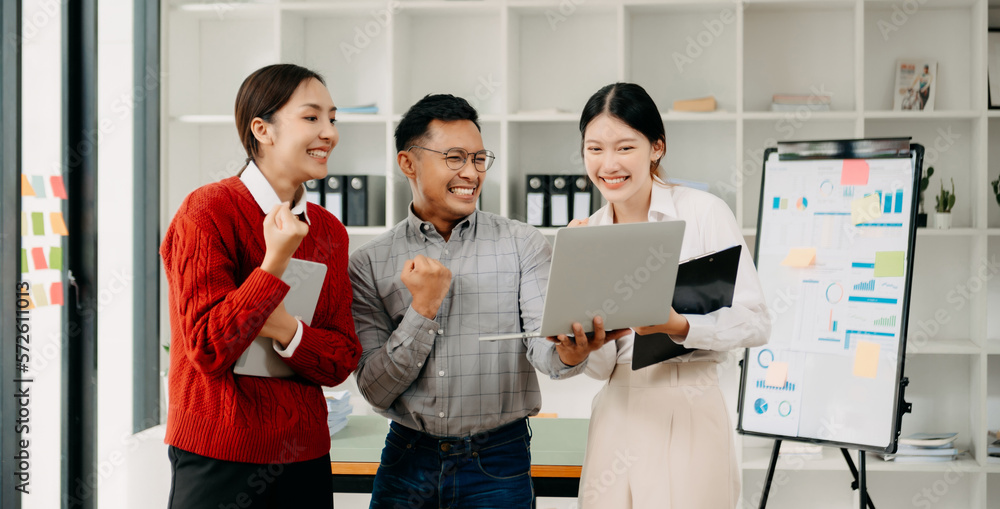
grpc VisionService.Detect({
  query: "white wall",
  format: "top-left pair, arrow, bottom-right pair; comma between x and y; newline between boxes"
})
20,0 -> 63,507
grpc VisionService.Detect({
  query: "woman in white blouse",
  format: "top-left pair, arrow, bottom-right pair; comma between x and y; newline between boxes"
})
568,83 -> 771,508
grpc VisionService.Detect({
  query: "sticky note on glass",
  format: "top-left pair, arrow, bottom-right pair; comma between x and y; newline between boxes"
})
32,284 -> 48,307
49,247 -> 63,270
853,341 -> 880,379
50,282 -> 64,306
874,251 -> 904,277
31,247 -> 47,270
21,175 -> 35,196
50,212 -> 69,236
851,194 -> 882,225
50,176 -> 67,199
841,159 -> 869,185
21,212 -> 29,235
32,212 -> 45,235
31,176 -> 46,198
781,247 -> 816,267
765,361 -> 789,388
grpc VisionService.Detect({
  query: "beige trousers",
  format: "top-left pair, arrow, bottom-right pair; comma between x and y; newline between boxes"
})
578,362 -> 740,509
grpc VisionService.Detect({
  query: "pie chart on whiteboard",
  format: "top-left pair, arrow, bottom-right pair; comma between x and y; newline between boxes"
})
754,398 -> 768,414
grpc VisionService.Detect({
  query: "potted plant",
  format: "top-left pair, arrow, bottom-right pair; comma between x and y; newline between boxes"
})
916,166 -> 934,227
934,177 -> 956,229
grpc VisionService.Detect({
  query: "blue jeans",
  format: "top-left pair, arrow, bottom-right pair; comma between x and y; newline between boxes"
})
369,418 -> 535,509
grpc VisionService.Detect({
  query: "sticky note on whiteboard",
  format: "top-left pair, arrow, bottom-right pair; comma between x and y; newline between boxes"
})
765,361 -> 789,388
851,194 -> 882,225
853,341 -> 880,379
874,251 -> 905,277
841,159 -> 869,185
781,247 -> 816,267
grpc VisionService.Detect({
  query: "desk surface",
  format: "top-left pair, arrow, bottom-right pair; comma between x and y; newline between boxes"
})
330,415 -> 590,478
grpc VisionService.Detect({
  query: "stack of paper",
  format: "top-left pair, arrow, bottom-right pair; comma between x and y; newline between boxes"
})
771,93 -> 831,112
880,433 -> 959,462
325,390 -> 353,437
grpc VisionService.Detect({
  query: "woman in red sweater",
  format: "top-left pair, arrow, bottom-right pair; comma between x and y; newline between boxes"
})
160,64 -> 361,508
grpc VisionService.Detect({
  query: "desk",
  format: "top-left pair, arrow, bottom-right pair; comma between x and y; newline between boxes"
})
330,415 -> 587,499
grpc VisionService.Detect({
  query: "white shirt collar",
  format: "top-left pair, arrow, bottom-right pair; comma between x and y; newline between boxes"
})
239,161 -> 311,225
592,174 -> 678,225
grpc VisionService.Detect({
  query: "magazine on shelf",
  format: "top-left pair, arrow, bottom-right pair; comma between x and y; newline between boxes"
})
893,59 -> 937,111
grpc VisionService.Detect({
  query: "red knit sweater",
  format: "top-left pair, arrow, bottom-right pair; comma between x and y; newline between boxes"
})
160,176 -> 361,464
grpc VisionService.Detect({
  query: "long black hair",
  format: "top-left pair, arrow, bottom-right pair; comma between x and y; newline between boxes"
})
579,83 -> 666,177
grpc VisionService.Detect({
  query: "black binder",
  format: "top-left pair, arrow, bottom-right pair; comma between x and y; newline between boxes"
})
526,175 -> 548,226
345,176 -> 368,226
304,179 -> 323,207
632,245 -> 742,370
324,175 -> 345,223
548,175 -> 571,226
571,176 -> 594,220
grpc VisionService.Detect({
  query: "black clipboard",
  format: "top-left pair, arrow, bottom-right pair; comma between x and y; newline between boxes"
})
631,245 -> 741,370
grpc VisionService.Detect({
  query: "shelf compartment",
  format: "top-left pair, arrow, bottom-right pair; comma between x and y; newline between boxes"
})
661,122 -> 738,213
907,237 -> 977,346
625,3 -> 738,113
392,9 -> 503,115
166,9 -> 280,117
278,8 -> 390,115
988,118 -> 1000,229
863,3 -> 977,112
508,6 -> 618,115
506,121 -> 587,225
742,5 -> 855,113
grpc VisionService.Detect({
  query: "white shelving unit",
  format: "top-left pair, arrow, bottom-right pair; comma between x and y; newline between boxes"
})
161,1 -> 1000,506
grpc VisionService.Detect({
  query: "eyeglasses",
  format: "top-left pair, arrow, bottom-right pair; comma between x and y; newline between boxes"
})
407,146 -> 496,173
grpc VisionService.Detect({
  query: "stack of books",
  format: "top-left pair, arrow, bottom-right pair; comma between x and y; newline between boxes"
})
325,390 -> 353,437
771,93 -> 832,112
670,95 -> 717,113
880,432 -> 959,462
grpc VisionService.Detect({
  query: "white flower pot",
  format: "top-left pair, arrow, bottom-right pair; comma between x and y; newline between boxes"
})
934,212 -> 952,229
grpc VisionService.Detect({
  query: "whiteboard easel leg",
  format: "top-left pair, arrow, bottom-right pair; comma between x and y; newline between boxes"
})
758,439 -> 782,509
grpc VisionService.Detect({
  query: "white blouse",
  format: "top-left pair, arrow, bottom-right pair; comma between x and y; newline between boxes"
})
583,177 -> 771,380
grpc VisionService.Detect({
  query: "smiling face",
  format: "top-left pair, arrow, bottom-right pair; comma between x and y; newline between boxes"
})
255,77 -> 338,184
583,113 -> 664,211
400,119 -> 484,233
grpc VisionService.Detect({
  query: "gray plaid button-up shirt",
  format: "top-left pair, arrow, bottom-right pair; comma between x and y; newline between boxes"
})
349,208 -> 584,437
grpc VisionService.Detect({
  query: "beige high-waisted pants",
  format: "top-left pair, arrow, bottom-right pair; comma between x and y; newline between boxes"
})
578,362 -> 740,509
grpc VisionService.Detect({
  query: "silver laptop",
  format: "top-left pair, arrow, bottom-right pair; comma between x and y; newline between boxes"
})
234,258 -> 328,377
480,220 -> 685,341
